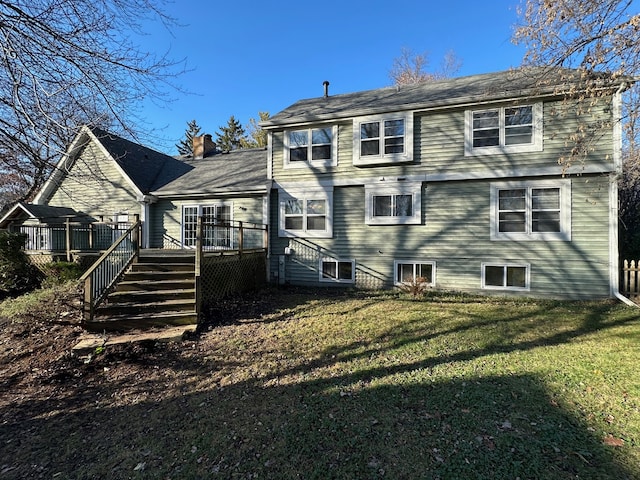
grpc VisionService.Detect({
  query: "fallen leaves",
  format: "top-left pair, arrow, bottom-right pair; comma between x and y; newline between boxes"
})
603,435 -> 625,447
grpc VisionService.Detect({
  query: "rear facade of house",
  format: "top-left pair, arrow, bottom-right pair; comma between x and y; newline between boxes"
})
263,69 -> 626,299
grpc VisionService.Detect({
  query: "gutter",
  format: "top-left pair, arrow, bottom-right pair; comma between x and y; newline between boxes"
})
610,81 -> 638,307
615,291 -> 637,307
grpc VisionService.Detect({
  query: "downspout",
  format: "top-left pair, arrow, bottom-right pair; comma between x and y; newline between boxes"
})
609,82 -> 637,306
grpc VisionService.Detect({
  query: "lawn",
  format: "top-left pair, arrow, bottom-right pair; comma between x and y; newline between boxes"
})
0,287 -> 639,479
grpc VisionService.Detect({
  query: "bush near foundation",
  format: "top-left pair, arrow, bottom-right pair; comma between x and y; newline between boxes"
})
0,231 -> 41,298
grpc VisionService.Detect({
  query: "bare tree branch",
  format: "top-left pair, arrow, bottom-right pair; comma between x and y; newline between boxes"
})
389,47 -> 462,86
0,0 -> 186,211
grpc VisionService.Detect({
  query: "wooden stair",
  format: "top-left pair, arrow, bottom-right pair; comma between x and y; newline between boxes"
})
85,251 -> 197,332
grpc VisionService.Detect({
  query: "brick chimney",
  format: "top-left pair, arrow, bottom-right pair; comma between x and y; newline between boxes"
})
193,134 -> 217,159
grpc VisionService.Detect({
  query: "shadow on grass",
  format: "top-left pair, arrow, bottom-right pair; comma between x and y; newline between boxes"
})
1,290 -> 638,479
0,371 -> 635,479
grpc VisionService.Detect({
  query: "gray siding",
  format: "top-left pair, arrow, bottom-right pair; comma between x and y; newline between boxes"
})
150,196 -> 265,248
46,143 -> 140,220
270,175 -> 613,299
271,97 -> 615,184
267,93 -> 618,299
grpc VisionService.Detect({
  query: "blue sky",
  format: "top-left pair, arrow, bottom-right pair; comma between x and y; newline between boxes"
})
139,0 -> 527,153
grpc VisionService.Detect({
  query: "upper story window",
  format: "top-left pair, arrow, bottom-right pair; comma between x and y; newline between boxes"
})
278,187 -> 333,238
490,180 -> 571,241
284,126 -> 337,168
465,103 -> 543,156
365,182 -> 422,225
353,112 -> 413,166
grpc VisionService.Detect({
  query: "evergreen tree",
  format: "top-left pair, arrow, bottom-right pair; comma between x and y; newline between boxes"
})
176,119 -> 202,156
216,116 -> 246,152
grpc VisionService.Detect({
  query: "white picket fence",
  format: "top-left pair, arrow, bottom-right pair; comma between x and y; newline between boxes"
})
621,260 -> 640,299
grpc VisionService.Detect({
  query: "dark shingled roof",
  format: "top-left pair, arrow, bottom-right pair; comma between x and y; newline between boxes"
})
18,203 -> 81,220
262,67 -> 627,127
0,202 -> 88,228
90,127 -> 194,193
153,148 -> 268,197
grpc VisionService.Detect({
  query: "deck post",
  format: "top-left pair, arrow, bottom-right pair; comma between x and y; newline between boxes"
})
133,214 -> 140,261
65,217 -> 72,262
83,275 -> 93,322
238,221 -> 243,254
195,215 -> 203,324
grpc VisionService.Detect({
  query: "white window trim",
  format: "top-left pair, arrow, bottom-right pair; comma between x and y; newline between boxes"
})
182,203 -> 233,248
278,187 -> 333,238
481,263 -> 530,291
283,125 -> 338,169
353,112 -> 413,166
394,260 -> 436,287
490,179 -> 571,241
365,181 -> 422,225
465,103 -> 543,156
319,258 -> 355,283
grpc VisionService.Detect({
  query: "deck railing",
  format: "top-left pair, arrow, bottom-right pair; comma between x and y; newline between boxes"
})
14,219 -> 134,261
79,220 -> 141,322
194,217 -> 268,323
162,219 -> 268,251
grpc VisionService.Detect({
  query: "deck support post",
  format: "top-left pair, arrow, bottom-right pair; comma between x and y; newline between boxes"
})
195,215 -> 203,325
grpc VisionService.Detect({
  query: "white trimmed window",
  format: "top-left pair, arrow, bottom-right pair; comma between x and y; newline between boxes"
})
394,260 -> 435,286
482,263 -> 530,291
320,258 -> 355,283
365,182 -> 422,225
465,103 -> 542,155
353,112 -> 413,165
284,126 -> 337,168
490,180 -> 571,241
279,188 -> 333,238
182,204 -> 232,249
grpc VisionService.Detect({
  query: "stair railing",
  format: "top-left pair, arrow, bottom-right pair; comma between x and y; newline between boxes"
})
79,219 -> 141,322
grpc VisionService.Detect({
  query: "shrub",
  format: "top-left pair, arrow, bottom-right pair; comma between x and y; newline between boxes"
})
41,261 -> 84,288
398,276 -> 430,299
0,231 -> 41,297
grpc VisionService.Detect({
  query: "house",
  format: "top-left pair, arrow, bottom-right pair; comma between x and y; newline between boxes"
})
261,68 -> 631,299
1,67 -> 632,302
0,126 -> 269,255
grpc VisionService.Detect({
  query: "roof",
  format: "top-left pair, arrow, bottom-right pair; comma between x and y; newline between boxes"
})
262,67 -> 630,128
0,202 -> 86,228
153,147 -> 268,197
89,127 -> 194,193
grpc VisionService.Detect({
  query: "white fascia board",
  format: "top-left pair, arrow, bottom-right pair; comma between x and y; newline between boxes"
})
152,187 -> 268,199
0,203 -> 34,226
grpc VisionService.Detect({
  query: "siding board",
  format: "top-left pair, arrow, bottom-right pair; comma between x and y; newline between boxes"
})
47,143 -> 140,220
151,197 -> 265,248
271,175 -> 613,298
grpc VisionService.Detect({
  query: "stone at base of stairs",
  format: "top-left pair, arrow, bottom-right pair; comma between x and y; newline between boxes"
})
72,325 -> 197,355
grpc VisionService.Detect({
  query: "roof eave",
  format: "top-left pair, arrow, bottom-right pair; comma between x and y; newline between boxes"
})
152,187 -> 268,199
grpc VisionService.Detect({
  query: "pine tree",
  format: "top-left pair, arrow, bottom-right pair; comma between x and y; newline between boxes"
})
216,116 -> 246,152
176,119 -> 202,156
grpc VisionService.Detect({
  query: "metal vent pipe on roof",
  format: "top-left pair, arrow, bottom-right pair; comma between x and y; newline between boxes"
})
323,80 -> 330,97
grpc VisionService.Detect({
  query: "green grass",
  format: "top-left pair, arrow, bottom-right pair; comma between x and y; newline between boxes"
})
0,280 -> 80,320
1,288 -> 639,479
